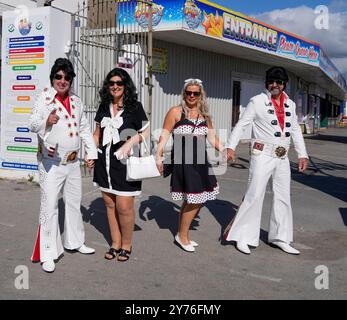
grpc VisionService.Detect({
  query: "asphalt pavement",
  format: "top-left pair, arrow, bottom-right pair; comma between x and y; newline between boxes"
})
0,127 -> 346,300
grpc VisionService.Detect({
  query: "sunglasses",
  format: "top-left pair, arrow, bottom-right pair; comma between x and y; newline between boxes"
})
185,90 -> 201,97
109,80 -> 125,87
54,74 -> 72,82
268,79 -> 285,85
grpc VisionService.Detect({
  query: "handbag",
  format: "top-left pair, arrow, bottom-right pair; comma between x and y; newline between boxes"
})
126,134 -> 161,181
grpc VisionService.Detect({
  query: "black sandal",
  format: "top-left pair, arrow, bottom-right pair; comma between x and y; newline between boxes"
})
105,247 -> 121,260
117,248 -> 132,262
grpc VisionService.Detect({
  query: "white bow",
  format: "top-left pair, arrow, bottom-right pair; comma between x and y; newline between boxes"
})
184,78 -> 203,85
101,117 -> 123,146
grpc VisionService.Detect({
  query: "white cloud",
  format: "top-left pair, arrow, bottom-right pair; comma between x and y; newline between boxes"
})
254,5 -> 347,78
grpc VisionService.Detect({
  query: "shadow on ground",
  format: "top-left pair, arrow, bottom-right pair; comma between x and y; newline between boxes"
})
291,156 -> 347,203
305,133 -> 347,144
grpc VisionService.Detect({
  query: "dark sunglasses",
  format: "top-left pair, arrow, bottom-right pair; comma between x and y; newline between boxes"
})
54,74 -> 72,82
268,79 -> 285,85
109,80 -> 125,87
185,90 -> 201,97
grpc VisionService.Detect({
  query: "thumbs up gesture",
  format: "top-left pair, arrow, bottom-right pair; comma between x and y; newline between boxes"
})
46,108 -> 60,127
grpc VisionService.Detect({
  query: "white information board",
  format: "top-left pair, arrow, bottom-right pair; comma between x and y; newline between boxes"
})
0,7 -> 71,176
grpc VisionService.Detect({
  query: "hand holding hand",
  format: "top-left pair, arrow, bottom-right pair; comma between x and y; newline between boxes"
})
85,159 -> 95,168
226,148 -> 236,162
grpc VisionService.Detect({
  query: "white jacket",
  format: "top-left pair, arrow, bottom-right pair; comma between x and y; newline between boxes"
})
226,90 -> 308,159
28,85 -> 97,161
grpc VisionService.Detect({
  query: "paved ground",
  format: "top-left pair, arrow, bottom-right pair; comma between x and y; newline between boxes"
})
0,127 -> 346,300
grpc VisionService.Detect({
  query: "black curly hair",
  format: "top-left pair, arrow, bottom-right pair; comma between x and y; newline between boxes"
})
49,58 -> 76,87
265,66 -> 289,89
99,67 -> 138,112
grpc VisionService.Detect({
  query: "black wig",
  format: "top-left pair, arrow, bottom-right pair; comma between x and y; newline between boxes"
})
99,67 -> 138,112
265,66 -> 289,88
49,58 -> 76,86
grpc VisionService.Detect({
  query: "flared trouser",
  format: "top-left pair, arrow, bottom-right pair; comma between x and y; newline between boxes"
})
225,154 -> 293,247
32,159 -> 85,262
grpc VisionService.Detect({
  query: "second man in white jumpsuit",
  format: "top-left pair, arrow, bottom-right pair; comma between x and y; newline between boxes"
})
224,66 -> 309,255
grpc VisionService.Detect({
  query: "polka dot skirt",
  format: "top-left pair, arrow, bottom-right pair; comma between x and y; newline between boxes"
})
171,183 -> 219,204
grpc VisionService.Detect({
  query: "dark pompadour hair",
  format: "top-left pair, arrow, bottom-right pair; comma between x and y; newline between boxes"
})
266,66 -> 289,82
49,58 -> 76,86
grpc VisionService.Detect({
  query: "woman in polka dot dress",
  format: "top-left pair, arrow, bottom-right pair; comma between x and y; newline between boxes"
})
156,79 -> 225,253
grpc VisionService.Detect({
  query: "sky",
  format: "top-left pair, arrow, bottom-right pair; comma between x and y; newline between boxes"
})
211,0 -> 347,79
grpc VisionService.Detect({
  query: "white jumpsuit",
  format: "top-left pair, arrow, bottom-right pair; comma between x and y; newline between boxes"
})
224,90 -> 308,247
29,86 -> 97,262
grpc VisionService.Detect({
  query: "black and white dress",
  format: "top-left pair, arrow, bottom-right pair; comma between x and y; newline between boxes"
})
170,111 -> 219,204
93,101 -> 149,196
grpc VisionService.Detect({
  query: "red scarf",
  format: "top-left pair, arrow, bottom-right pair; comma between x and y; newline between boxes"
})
271,94 -> 285,131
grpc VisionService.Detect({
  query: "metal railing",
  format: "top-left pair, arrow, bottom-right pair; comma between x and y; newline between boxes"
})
70,0 -> 153,174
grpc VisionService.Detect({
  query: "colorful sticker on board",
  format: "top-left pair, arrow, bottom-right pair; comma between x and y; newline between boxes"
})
184,0 -> 202,30
18,18 -> 32,36
135,2 -> 164,29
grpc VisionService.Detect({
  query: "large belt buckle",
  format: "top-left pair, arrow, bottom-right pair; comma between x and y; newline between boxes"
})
275,146 -> 287,158
62,151 -> 78,164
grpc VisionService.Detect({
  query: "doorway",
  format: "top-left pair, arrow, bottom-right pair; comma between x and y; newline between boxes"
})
232,81 -> 241,127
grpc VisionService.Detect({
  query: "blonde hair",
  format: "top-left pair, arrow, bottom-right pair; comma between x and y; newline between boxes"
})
180,79 -> 211,120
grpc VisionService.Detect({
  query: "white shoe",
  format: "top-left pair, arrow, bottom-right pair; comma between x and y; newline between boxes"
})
77,244 -> 95,254
271,241 -> 300,255
175,234 -> 195,252
190,240 -> 198,247
41,260 -> 55,273
236,241 -> 251,254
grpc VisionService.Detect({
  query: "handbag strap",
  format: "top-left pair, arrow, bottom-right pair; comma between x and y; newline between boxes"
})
139,133 -> 150,156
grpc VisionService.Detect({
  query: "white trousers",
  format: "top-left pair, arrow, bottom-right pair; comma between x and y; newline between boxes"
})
32,159 -> 85,262
225,154 -> 293,247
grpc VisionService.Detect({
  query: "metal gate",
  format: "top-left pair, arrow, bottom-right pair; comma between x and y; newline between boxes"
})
70,0 -> 154,134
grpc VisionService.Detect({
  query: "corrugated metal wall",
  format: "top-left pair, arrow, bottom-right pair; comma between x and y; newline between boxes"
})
150,39 -> 272,144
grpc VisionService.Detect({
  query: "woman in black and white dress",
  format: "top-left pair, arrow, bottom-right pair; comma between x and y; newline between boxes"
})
156,79 -> 225,253
93,68 -> 149,262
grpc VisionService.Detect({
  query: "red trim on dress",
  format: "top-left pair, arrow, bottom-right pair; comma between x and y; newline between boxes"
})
31,225 -> 41,262
174,123 -> 208,129
171,183 -> 219,194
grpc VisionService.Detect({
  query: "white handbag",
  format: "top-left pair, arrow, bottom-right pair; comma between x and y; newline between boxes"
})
126,134 -> 161,181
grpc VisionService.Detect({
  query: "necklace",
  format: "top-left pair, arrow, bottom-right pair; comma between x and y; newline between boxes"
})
113,103 -> 123,111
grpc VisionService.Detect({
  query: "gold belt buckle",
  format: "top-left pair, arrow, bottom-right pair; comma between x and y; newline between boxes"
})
62,151 -> 78,164
275,146 -> 287,158
66,151 -> 77,162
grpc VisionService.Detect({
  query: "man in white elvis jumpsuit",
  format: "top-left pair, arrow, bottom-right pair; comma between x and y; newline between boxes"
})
224,66 -> 309,255
29,58 -> 97,272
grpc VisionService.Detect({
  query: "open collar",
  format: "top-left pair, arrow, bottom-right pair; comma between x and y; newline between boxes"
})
41,84 -> 75,105
264,89 -> 289,105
